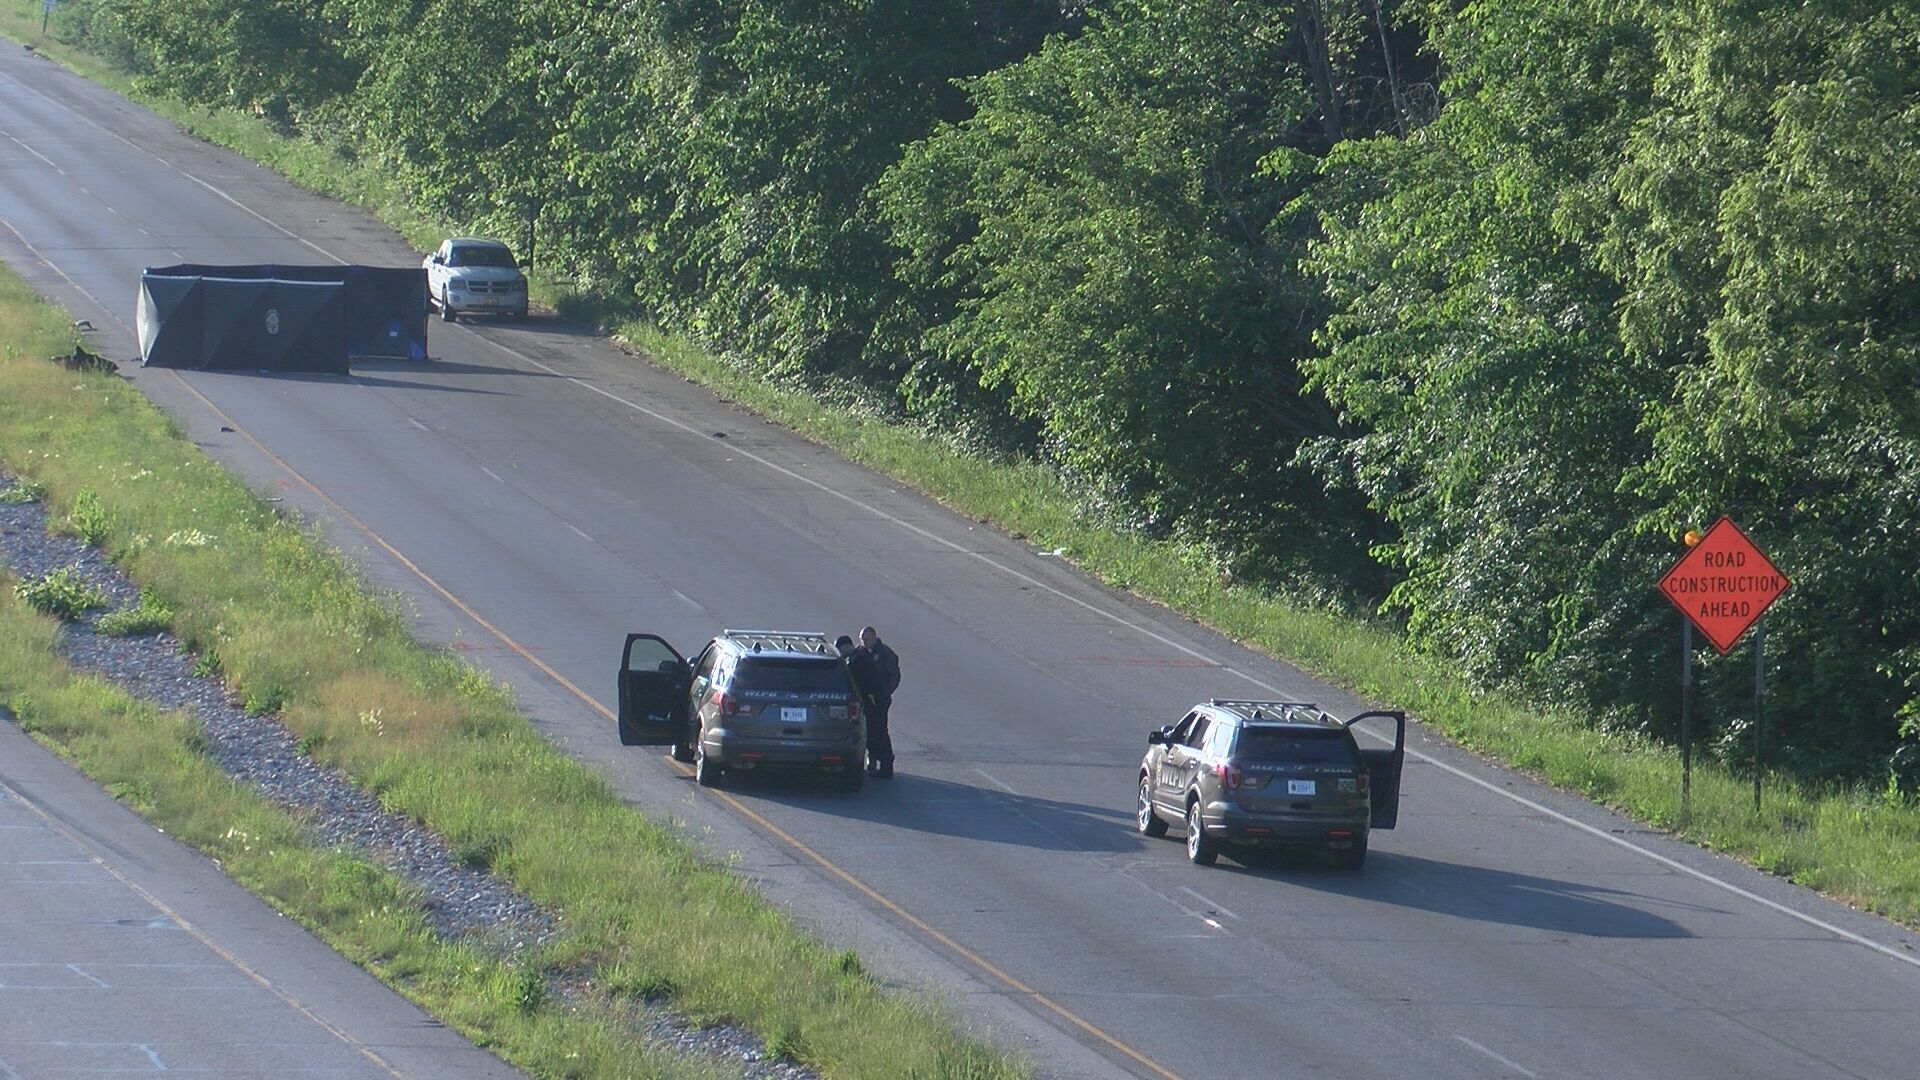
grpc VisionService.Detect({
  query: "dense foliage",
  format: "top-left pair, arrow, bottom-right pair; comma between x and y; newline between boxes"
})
53,0 -> 1919,783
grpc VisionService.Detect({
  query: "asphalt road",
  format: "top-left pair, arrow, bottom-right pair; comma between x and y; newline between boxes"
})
0,714 -> 529,1080
4,42 -> 1919,1080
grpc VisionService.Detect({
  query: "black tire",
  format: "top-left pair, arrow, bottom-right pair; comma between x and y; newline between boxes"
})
441,303 -> 457,323
694,744 -> 721,788
670,729 -> 696,764
1137,776 -> 1168,838
838,760 -> 865,793
1185,801 -> 1218,866
1333,834 -> 1369,870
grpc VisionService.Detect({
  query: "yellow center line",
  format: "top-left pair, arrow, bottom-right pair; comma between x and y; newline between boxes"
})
164,372 -> 1185,1080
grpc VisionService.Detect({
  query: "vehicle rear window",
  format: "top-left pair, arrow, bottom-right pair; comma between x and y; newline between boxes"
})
1234,728 -> 1356,765
730,658 -> 851,695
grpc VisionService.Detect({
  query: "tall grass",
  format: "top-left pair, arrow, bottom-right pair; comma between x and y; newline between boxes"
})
0,270 -> 1023,1078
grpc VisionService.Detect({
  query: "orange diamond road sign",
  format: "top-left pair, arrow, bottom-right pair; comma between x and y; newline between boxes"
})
1658,516 -> 1790,655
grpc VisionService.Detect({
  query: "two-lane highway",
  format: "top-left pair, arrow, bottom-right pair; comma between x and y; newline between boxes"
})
4,42 -> 1919,1079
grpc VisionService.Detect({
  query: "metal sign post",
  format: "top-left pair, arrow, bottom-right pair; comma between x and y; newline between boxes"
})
1681,617 -> 1693,822
1753,615 -> 1765,813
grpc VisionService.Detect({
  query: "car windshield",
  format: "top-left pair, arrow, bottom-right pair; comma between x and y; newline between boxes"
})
449,245 -> 515,268
1235,728 -> 1356,765
730,658 -> 850,695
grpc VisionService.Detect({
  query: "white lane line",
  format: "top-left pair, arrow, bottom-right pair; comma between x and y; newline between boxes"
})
0,217 -> 146,334
67,964 -> 109,988
1177,886 -> 1239,921
12,51 -> 1915,982
407,417 -> 429,432
0,68 -> 342,265
0,124 -> 65,172
565,523 -> 591,541
669,588 -> 702,610
0,777 -> 410,1079
478,466 -> 504,484
972,768 -> 1018,795
1454,1035 -> 1539,1078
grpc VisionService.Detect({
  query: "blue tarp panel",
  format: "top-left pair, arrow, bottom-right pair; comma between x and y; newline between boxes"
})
137,274 -> 350,374
141,263 -> 428,361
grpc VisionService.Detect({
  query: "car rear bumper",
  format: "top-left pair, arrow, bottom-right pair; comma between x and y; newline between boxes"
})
702,731 -> 863,771
1203,803 -> 1369,847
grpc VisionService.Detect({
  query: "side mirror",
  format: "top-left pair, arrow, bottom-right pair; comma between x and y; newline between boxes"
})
1147,729 -> 1169,746
429,254 -> 443,264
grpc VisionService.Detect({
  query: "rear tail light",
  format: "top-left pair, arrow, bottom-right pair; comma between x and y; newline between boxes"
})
1213,763 -> 1243,790
1354,770 -> 1369,793
847,699 -> 861,720
714,690 -> 739,717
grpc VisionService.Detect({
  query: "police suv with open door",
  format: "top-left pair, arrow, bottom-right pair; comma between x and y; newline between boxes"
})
1137,699 -> 1404,867
618,629 -> 867,792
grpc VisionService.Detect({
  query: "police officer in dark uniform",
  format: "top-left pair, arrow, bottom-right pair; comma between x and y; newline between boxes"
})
853,625 -> 900,778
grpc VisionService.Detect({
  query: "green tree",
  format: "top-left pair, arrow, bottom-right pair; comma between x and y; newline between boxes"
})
884,0 -> 1406,591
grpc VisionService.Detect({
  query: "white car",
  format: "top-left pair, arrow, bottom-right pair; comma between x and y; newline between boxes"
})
423,238 -> 528,322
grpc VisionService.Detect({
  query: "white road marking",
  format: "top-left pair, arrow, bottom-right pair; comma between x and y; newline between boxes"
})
0,125 -> 64,172
566,523 -> 591,541
669,588 -> 702,610
0,778 -> 410,1079
407,417 -> 429,432
66,964 -> 108,988
972,768 -> 1018,795
1177,886 -> 1238,921
8,54 -> 1916,985
0,70 -> 340,265
1454,1034 -> 1539,1078
478,466 -> 504,484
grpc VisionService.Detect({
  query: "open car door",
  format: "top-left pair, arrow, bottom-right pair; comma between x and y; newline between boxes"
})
1346,710 -> 1406,830
617,634 -> 690,746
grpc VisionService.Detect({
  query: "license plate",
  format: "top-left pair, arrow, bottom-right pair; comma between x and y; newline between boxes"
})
483,297 -> 498,307
1287,779 -> 1316,796
781,707 -> 808,724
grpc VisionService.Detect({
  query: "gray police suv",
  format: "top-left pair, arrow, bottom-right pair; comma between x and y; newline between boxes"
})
617,629 -> 866,792
1137,700 -> 1404,867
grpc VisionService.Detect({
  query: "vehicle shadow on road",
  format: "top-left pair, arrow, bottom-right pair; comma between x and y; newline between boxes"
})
1230,851 -> 1708,938
356,356 -> 569,381
720,771 -> 1141,854
193,366 -> 513,395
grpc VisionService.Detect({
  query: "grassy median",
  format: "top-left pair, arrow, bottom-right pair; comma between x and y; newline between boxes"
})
0,274 -> 1021,1077
4,0 -> 1918,939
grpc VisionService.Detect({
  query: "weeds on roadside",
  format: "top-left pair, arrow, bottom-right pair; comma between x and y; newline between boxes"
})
0,478 -> 44,503
65,487 -> 110,544
14,566 -> 109,620
96,585 -> 174,636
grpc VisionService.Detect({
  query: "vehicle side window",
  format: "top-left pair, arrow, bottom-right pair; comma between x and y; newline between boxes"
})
1204,721 -> 1235,758
1182,716 -> 1211,749
1166,711 -> 1199,746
